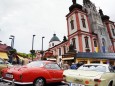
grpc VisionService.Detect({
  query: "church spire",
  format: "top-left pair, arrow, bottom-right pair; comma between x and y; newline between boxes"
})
99,9 -> 104,16
69,0 -> 82,12
72,0 -> 76,5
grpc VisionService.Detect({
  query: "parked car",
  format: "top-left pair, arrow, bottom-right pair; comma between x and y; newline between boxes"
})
63,64 -> 115,86
0,58 -> 13,78
1,60 -> 64,86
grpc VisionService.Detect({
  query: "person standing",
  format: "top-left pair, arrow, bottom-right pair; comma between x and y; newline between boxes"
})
58,58 -> 62,68
70,62 -> 77,69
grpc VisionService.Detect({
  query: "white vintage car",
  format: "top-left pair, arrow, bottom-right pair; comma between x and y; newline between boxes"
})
63,64 -> 115,86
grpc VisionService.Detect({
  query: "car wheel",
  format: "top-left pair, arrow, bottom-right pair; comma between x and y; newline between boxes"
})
108,81 -> 113,86
34,78 -> 45,86
15,84 -> 21,86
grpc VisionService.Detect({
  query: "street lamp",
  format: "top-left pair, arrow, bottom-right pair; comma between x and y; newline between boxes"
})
32,35 -> 36,50
31,35 -> 36,61
42,36 -> 45,57
10,35 -> 15,48
9,37 -> 13,48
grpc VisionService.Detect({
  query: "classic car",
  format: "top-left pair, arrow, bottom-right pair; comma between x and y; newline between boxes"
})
1,60 -> 63,86
63,64 -> 115,86
0,58 -> 13,78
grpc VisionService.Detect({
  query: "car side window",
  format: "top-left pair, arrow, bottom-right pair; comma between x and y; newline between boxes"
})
50,63 -> 61,70
108,66 -> 114,72
45,64 -> 51,69
45,63 -> 61,70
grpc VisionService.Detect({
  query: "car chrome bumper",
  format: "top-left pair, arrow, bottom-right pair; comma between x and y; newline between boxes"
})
1,77 -> 33,85
61,81 -> 70,85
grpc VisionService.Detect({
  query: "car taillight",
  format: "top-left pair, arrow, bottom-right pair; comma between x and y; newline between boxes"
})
94,79 -> 101,82
85,80 -> 89,84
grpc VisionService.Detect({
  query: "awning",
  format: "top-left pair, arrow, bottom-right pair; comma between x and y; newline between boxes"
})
18,55 -> 25,60
62,57 -> 74,60
0,52 -> 8,60
47,58 -> 56,61
76,52 -> 115,60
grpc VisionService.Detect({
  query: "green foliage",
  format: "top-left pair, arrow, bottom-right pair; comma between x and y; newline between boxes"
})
17,52 -> 28,57
17,50 -> 36,59
9,49 -> 17,54
30,50 -> 35,54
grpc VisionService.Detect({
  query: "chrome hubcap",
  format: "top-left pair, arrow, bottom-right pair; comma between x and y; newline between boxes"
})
35,79 -> 44,86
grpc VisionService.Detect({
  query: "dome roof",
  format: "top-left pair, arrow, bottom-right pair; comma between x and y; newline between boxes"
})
49,34 -> 60,43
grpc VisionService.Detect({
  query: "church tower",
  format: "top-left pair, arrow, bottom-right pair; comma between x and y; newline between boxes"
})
83,0 -> 112,53
49,33 -> 61,48
66,0 -> 95,52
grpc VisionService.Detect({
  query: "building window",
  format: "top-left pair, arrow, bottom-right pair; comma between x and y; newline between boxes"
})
102,38 -> 106,46
102,38 -> 106,53
111,25 -> 115,36
112,29 -> 115,36
72,38 -> 76,49
52,43 -> 54,46
84,36 -> 89,48
59,48 -> 61,56
70,20 -> 74,30
93,39 -> 97,47
63,46 -> 66,54
81,15 -> 86,28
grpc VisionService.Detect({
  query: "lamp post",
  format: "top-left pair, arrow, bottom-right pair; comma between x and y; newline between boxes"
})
9,35 -> 15,64
10,35 -> 15,48
42,36 -> 45,57
9,37 -> 13,48
31,35 -> 36,61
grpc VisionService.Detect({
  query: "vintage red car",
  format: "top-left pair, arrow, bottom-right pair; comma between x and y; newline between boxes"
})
1,60 -> 64,86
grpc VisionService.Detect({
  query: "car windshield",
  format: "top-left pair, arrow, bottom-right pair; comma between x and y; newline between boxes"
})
27,61 -> 45,67
78,65 -> 106,72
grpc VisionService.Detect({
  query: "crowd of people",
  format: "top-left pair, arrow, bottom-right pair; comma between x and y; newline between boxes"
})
59,61 -> 84,70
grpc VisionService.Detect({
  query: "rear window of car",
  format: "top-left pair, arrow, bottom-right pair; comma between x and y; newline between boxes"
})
78,65 -> 106,72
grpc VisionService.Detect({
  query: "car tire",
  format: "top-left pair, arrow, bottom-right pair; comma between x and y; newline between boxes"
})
15,84 -> 22,86
108,81 -> 113,86
34,78 -> 45,86
15,84 -> 21,86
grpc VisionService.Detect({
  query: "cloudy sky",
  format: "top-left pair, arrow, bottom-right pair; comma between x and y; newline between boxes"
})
0,0 -> 115,53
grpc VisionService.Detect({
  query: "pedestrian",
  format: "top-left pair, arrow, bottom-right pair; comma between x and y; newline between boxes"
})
70,62 -> 77,69
58,58 -> 62,68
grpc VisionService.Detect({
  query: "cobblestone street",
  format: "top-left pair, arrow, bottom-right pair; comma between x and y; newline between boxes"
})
0,82 -> 68,86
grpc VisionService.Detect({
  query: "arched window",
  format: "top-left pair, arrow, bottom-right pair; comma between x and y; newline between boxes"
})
70,20 -> 74,30
102,38 -> 106,46
84,36 -> 89,48
81,15 -> 86,28
52,43 -> 54,46
72,38 -> 76,49
59,48 -> 61,56
63,46 -> 66,54
93,39 -> 97,47
112,28 -> 115,36
102,38 -> 106,53
111,25 -> 115,36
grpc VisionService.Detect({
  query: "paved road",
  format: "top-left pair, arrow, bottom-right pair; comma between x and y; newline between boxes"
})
0,82 -> 68,86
